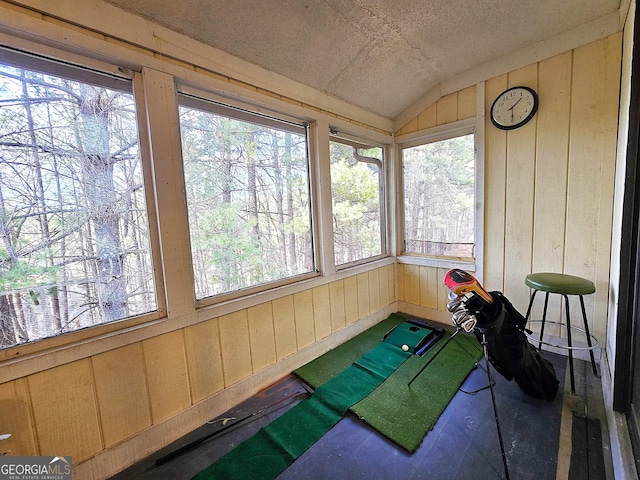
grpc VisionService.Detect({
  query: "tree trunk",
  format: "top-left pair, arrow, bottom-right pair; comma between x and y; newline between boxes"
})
79,86 -> 128,322
21,71 -> 62,332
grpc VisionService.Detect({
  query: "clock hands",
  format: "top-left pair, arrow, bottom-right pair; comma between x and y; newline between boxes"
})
508,97 -> 522,111
508,97 -> 523,122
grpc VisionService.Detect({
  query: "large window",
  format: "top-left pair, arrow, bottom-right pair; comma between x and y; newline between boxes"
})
330,138 -> 384,266
179,95 -> 314,299
401,129 -> 476,259
0,51 -> 157,349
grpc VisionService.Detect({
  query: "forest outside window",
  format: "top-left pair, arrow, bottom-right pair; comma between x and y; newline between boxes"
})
329,137 -> 384,266
0,50 -> 157,349
401,128 -> 476,260
178,95 -> 314,299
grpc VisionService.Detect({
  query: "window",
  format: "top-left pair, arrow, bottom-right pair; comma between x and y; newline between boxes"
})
329,137 -> 384,266
178,95 -> 314,299
0,50 -> 157,349
401,128 -> 476,259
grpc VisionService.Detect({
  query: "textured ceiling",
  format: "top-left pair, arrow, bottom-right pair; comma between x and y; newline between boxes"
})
103,0 -> 621,119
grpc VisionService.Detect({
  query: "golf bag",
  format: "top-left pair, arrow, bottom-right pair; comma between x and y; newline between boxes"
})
445,270 -> 559,401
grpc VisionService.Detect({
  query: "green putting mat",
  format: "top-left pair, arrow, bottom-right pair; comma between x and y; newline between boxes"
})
192,315 -> 433,480
295,315 -> 482,453
293,313 -> 408,388
351,333 -> 482,452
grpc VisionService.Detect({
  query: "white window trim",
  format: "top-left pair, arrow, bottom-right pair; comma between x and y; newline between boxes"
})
395,84 -> 485,281
329,130 -> 389,271
176,86 -> 321,305
0,49 -> 166,363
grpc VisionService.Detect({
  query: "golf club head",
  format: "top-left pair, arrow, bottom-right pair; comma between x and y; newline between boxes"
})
461,315 -> 477,333
448,290 -> 461,301
452,309 -> 471,326
447,298 -> 464,312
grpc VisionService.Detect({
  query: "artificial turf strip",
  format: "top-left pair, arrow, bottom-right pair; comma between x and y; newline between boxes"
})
192,317 -> 430,480
293,312 -> 408,388
351,333 -> 483,453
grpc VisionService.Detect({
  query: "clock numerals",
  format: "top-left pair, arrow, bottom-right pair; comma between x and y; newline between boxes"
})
490,86 -> 538,131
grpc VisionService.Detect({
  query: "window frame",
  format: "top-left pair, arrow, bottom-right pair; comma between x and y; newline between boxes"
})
396,118 -> 483,272
176,86 -> 320,306
328,131 -> 388,270
0,46 -> 165,360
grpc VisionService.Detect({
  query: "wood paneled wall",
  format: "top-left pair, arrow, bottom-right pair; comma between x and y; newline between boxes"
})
0,265 -> 394,467
397,33 -> 622,344
0,10 -> 622,478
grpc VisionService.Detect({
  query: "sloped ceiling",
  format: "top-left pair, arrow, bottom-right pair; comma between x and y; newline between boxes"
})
103,0 -> 621,119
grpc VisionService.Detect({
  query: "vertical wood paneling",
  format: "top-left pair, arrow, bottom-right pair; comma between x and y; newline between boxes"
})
272,295 -> 298,359
436,267 -> 451,311
403,264 -> 420,304
293,290 -> 315,348
218,310 -> 253,386
437,93 -> 458,125
368,268 -> 381,313
0,379 -> 37,456
28,360 -> 102,462
566,34 -> 621,339
417,104 -> 437,130
329,280 -> 346,332
419,266 -> 438,308
378,266 -> 390,307
457,86 -> 476,120
357,272 -> 371,317
529,52 -> 573,327
534,52 -> 571,274
247,302 -> 277,373
389,264 -> 397,302
397,263 -> 405,301
484,74 -> 509,292
503,64 -> 538,310
343,275 -> 359,324
92,344 -> 151,447
397,117 -> 418,136
142,331 -> 191,422
184,318 -> 224,403
312,284 -> 332,339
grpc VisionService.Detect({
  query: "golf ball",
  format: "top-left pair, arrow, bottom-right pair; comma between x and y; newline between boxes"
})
401,344 -> 409,352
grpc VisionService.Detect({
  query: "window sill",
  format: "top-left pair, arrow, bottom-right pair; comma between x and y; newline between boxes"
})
398,254 -> 476,272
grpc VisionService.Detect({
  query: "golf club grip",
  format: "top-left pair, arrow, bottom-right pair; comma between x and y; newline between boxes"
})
444,269 -> 493,304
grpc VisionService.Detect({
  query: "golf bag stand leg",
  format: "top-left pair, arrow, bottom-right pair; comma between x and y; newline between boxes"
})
479,329 -> 510,480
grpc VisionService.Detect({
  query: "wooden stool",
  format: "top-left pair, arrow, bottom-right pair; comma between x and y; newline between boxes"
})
524,272 -> 599,393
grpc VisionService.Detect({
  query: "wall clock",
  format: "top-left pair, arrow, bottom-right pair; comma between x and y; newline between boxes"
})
490,86 -> 538,130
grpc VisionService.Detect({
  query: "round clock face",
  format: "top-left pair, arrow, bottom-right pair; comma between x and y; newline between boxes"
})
490,86 -> 538,130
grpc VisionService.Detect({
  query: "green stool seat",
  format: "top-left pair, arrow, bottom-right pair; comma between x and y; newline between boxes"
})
525,273 -> 595,296
524,272 -> 599,393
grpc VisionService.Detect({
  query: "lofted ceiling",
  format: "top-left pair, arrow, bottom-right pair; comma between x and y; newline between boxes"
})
103,0 -> 621,120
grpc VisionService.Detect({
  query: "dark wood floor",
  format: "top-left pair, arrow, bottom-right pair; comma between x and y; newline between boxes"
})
113,343 -> 610,480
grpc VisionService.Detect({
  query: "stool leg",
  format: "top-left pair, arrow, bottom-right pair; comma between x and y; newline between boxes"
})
538,293 -> 550,351
525,289 -> 538,322
579,296 -> 599,377
563,294 -> 576,393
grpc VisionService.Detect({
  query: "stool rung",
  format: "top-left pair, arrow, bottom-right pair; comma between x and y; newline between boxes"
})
525,320 -> 600,351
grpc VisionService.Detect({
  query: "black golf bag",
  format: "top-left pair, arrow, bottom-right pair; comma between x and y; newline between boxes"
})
468,291 -> 560,401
